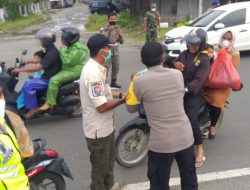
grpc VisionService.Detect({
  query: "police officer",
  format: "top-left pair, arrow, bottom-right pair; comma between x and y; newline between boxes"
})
80,34 -> 126,190
0,87 -> 30,190
126,42 -> 198,190
100,11 -> 124,89
144,3 -> 161,42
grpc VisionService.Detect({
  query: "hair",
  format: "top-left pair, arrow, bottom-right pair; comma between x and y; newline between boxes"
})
141,42 -> 163,68
108,11 -> 117,18
89,48 -> 100,57
34,50 -> 45,59
206,44 -> 214,50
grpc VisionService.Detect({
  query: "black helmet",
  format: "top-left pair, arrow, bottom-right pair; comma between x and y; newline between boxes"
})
61,27 -> 80,47
195,28 -> 207,50
184,33 -> 201,45
36,28 -> 56,48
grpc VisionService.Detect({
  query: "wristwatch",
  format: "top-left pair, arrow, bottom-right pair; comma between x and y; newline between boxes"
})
119,93 -> 123,99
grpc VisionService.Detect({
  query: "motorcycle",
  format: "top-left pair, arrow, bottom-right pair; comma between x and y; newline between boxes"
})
116,88 -> 224,168
0,51 -> 82,118
23,138 -> 73,190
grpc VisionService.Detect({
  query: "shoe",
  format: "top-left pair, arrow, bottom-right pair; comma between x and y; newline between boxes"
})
24,110 -> 39,119
195,156 -> 206,168
108,182 -> 123,190
39,103 -> 52,111
110,82 -> 121,89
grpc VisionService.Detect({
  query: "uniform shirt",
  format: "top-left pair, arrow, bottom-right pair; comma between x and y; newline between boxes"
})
101,24 -> 124,55
144,11 -> 160,31
126,65 -> 194,153
80,58 -> 114,139
40,44 -> 62,80
176,50 -> 210,94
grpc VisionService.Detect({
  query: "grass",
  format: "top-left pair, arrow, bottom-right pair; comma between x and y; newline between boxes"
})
0,15 -> 47,34
85,12 -> 175,43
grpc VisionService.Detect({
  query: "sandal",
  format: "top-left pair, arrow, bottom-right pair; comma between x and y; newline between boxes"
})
195,156 -> 206,168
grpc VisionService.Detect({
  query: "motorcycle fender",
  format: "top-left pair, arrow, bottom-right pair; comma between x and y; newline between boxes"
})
119,116 -> 148,134
58,95 -> 80,106
46,157 -> 74,180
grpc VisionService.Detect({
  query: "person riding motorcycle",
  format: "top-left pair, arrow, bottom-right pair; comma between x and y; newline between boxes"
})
12,28 -> 62,119
174,28 -> 210,168
0,87 -> 30,190
40,27 -> 89,111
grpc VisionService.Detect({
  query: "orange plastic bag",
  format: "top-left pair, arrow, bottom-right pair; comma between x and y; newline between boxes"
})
205,49 -> 241,90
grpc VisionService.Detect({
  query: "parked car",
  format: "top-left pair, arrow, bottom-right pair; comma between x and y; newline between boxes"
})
162,2 -> 250,58
89,0 -> 121,14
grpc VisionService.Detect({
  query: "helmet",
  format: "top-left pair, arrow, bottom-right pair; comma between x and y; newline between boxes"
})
61,27 -> 80,47
184,33 -> 201,45
195,28 -> 207,50
36,28 -> 56,48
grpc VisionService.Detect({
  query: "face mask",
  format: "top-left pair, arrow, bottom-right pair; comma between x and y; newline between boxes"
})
151,8 -> 156,12
220,40 -> 230,48
109,22 -> 116,25
0,99 -> 5,121
102,49 -> 112,63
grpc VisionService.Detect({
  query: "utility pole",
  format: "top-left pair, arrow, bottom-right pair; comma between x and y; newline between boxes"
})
198,0 -> 203,16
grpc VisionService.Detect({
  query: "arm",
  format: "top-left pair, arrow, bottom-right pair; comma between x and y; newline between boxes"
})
12,64 -> 42,74
157,12 -> 161,30
117,28 -> 124,44
232,51 -> 240,68
97,98 -> 125,113
143,13 -> 148,32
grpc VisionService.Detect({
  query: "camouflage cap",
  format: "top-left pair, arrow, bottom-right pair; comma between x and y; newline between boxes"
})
151,3 -> 156,8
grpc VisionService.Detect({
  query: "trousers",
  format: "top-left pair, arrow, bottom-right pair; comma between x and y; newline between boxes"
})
184,93 -> 204,145
148,145 -> 198,190
105,54 -> 119,80
86,131 -> 115,190
23,78 -> 48,109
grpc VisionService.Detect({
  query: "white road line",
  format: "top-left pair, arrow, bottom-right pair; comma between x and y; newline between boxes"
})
122,167 -> 250,190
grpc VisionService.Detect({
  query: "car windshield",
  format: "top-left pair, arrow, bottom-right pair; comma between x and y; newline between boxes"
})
189,10 -> 225,27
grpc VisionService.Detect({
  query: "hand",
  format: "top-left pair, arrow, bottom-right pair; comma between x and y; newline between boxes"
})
120,92 -> 128,104
109,25 -> 114,32
60,43 -> 66,48
174,62 -> 185,71
12,68 -> 21,75
117,29 -> 123,37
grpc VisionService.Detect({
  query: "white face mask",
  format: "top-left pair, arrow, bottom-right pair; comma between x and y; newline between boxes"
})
151,8 -> 156,12
0,99 -> 5,121
220,40 -> 230,48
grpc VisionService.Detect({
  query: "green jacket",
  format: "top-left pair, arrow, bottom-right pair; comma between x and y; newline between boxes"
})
60,41 -> 89,72
0,123 -> 29,190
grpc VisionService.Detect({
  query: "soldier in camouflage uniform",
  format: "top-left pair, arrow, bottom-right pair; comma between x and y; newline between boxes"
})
100,12 -> 124,88
144,3 -> 161,42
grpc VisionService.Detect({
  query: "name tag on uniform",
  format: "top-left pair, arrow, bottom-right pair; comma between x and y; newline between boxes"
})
91,82 -> 104,97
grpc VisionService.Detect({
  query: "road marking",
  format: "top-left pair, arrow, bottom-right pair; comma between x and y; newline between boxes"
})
122,167 -> 250,190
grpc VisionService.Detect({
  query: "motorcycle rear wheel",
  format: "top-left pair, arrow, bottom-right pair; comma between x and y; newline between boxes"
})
68,103 -> 82,117
30,171 -> 66,190
116,127 -> 149,168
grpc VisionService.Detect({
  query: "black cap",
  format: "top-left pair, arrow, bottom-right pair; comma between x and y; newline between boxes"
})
87,34 -> 114,51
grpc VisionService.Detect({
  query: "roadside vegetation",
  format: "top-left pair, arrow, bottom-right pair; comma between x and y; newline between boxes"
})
0,14 -> 47,34
85,12 -> 175,43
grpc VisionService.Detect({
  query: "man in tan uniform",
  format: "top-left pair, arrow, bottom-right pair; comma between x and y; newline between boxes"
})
126,42 -> 198,190
100,12 -> 124,89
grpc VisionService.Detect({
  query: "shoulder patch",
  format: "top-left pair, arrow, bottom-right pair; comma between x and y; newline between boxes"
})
91,82 -> 104,97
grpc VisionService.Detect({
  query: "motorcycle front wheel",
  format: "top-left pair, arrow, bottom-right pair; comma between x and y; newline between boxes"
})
30,171 -> 66,190
116,127 -> 149,168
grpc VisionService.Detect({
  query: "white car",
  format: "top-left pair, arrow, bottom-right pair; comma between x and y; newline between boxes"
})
162,2 -> 250,58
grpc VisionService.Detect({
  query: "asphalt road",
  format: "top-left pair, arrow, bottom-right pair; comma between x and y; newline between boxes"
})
0,3 -> 250,190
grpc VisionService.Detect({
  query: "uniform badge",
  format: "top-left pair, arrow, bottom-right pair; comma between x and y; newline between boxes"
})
91,82 -> 104,97
194,59 -> 201,67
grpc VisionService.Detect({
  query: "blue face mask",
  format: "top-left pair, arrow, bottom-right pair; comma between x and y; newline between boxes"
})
102,49 -> 112,63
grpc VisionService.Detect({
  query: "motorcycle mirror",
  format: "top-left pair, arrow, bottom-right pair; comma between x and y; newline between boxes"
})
22,50 -> 27,55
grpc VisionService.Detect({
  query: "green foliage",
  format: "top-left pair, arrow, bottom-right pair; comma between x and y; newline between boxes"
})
117,12 -> 139,29
85,13 -> 107,31
0,14 -> 46,33
6,3 -> 20,20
